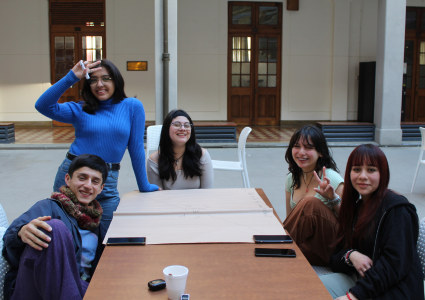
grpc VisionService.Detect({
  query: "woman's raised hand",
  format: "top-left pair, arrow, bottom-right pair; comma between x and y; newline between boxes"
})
350,251 -> 373,277
313,167 -> 336,200
71,60 -> 102,79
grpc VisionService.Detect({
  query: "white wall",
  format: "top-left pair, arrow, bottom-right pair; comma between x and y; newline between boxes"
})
177,0 -> 337,121
0,0 -> 158,122
106,0 -> 156,121
178,0 -> 377,122
346,0 -> 425,121
177,0 -> 228,120
0,0 -> 50,122
281,0 -> 334,121
1,0 -> 422,123
407,0 -> 425,6
346,0 -> 379,121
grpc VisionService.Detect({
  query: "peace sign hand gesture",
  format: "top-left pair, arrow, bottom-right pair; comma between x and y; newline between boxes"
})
313,167 -> 337,201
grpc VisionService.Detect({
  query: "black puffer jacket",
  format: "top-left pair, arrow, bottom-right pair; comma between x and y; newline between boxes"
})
330,190 -> 424,300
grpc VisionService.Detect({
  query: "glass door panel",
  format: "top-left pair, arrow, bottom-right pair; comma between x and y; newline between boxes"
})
406,10 -> 417,30
258,37 -> 277,87
54,36 -> 75,83
82,36 -> 103,62
232,6 -> 252,25
259,6 -> 278,25
50,33 -> 79,126
231,37 -> 252,88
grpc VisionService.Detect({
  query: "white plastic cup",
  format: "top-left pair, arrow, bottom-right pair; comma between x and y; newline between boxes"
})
163,265 -> 189,300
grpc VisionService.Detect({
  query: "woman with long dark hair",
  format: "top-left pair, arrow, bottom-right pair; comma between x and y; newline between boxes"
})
283,125 -> 344,266
320,144 -> 423,300
35,60 -> 159,236
147,109 -> 214,189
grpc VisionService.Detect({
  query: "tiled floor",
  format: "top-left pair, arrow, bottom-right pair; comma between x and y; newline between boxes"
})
13,126 -> 298,144
238,126 -> 297,143
14,127 -> 76,144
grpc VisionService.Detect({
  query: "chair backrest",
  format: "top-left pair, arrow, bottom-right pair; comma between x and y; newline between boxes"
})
420,127 -> 425,150
237,127 -> 252,163
0,204 -> 8,228
0,204 -> 10,300
145,125 -> 163,166
418,217 -> 425,278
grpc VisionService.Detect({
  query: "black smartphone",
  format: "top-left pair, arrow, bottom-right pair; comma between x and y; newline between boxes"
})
107,237 -> 146,246
253,235 -> 293,243
255,248 -> 296,257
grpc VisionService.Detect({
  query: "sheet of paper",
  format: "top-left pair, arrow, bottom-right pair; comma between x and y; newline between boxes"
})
104,211 -> 286,244
104,188 -> 286,244
115,188 -> 271,214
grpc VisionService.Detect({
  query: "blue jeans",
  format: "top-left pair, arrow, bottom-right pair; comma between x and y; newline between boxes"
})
53,157 -> 120,238
319,272 -> 371,300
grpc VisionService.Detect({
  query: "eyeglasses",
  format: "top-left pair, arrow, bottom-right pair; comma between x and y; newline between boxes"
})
171,122 -> 192,130
88,76 -> 113,86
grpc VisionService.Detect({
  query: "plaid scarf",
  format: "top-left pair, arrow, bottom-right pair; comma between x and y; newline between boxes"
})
51,185 -> 102,231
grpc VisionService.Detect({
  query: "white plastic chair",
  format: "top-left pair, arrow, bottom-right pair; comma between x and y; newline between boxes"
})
212,127 -> 252,188
0,204 -> 10,300
418,217 -> 425,280
0,205 -> 8,228
145,125 -> 163,168
411,127 -> 425,193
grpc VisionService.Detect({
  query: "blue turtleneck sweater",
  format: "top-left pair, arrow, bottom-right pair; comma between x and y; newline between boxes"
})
35,70 -> 158,192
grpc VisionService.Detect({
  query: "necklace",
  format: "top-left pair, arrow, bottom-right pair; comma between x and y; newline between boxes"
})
174,154 -> 184,165
302,172 -> 314,193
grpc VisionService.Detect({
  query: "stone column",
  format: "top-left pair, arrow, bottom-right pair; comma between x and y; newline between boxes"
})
331,0 -> 351,121
374,0 -> 406,145
155,0 -> 178,124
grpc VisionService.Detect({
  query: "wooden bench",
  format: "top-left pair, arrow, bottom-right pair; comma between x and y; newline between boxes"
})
316,122 -> 375,142
144,121 -> 237,143
401,122 -> 425,141
0,123 -> 15,144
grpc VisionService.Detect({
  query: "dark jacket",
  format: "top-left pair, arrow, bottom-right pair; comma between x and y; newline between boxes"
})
2,198 -> 105,300
330,190 -> 424,300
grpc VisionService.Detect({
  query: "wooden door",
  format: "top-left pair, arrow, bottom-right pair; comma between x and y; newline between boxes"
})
228,35 -> 254,125
404,7 -> 425,122
413,39 -> 425,122
49,0 -> 105,126
228,2 -> 282,126
50,33 -> 79,127
255,34 -> 281,125
403,39 -> 415,121
50,32 -> 105,126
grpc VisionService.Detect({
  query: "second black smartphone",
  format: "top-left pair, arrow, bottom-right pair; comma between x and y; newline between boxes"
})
254,248 -> 296,257
107,237 -> 146,246
253,235 -> 293,243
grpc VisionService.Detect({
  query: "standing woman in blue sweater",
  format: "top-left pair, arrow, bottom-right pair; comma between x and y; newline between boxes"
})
35,60 -> 159,235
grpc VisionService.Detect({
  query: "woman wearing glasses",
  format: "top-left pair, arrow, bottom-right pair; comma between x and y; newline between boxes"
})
35,60 -> 159,235
147,109 -> 214,189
